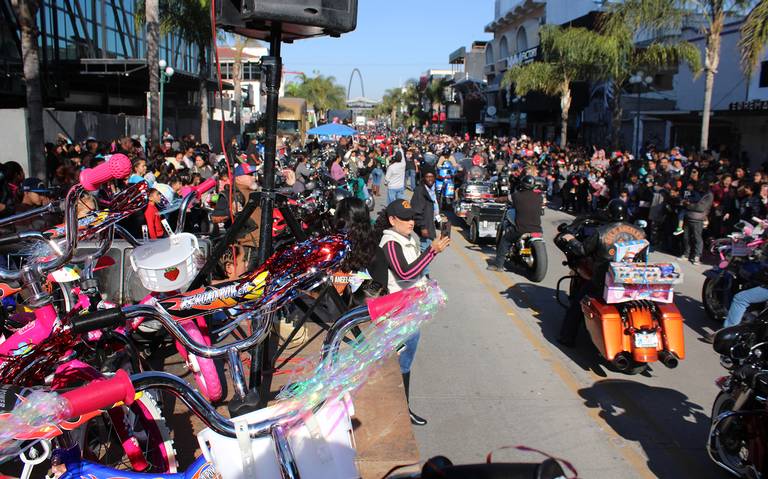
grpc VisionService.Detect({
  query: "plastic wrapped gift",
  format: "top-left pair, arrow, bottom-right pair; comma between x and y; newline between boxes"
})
608,262 -> 683,285
603,273 -> 674,304
613,239 -> 649,262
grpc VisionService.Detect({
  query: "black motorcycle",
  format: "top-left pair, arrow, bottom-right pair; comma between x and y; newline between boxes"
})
708,316 -> 768,477
495,205 -> 548,283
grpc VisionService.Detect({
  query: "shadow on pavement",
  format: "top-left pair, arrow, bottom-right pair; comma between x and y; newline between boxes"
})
500,282 -> 609,378
578,379 -> 723,479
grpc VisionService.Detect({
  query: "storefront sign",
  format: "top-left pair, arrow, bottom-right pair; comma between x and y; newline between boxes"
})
729,100 -> 768,111
508,46 -> 539,67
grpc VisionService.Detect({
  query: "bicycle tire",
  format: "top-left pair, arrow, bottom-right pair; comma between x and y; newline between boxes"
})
181,321 -> 223,402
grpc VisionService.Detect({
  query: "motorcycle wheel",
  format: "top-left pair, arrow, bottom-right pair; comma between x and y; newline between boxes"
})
710,390 -> 753,476
702,276 -> 732,322
469,220 -> 480,244
527,241 -> 548,283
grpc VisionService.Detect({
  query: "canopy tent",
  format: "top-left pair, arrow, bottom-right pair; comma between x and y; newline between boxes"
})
307,123 -> 358,137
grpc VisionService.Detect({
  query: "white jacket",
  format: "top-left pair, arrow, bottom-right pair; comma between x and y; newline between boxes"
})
379,229 -> 426,293
384,161 -> 406,190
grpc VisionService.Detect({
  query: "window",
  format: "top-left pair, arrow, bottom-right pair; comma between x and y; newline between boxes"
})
760,61 -> 768,88
516,26 -> 528,52
499,35 -> 509,59
485,44 -> 494,65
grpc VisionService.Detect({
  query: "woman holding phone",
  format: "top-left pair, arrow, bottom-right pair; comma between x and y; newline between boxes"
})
375,198 -> 450,425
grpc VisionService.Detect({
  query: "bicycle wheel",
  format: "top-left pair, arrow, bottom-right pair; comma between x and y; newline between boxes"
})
77,391 -> 177,473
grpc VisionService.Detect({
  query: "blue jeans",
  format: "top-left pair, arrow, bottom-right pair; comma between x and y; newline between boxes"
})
370,167 -> 383,186
724,286 -> 768,328
406,169 -> 416,190
387,187 -> 405,204
398,331 -> 420,373
420,237 -> 432,276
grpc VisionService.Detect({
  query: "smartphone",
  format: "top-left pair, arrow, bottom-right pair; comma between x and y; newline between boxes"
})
440,221 -> 451,238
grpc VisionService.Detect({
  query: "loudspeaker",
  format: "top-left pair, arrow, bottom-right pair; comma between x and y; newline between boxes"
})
216,0 -> 358,41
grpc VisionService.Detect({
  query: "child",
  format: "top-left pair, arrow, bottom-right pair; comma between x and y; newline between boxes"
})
673,181 -> 701,235
144,188 -> 165,239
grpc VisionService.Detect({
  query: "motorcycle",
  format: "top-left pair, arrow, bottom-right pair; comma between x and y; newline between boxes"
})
703,220 -> 768,322
495,205 -> 548,283
435,164 -> 457,208
708,316 -> 768,477
554,218 -> 685,374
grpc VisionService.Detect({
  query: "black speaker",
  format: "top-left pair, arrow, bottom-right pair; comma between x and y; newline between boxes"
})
216,0 -> 358,41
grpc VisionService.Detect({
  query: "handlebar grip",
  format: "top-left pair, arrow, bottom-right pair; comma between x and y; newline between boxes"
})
194,176 -> 217,197
60,369 -> 135,418
79,153 -> 132,191
0,233 -> 21,247
69,307 -> 125,334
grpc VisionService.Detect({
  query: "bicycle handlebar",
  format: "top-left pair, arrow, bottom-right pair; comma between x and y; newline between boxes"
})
79,154 -> 132,191
60,369 -> 135,418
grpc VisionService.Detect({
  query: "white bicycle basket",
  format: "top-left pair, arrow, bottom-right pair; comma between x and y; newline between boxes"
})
130,232 -> 202,292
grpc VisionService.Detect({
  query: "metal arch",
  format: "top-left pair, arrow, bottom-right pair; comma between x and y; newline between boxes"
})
347,68 -> 365,100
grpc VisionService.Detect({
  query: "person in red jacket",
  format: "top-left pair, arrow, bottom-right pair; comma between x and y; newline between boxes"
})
144,188 -> 164,239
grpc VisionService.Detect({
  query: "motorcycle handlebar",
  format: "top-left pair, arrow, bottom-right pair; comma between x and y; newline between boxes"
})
79,154 -> 132,191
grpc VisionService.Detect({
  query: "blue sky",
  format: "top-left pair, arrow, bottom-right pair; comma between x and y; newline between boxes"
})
279,0 -> 494,100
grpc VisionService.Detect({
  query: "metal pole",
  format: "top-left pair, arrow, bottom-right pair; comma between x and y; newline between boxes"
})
257,23 -> 282,265
159,70 -> 165,140
635,88 -> 641,158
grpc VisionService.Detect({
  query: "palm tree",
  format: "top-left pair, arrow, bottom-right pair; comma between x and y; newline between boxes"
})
739,1 -> 768,78
503,26 -> 620,148
607,0 -> 749,151
137,0 -> 213,145
284,73 -> 346,122
230,35 -> 261,131
372,88 -> 403,126
425,77 -> 450,131
10,0 -> 45,179
145,0 -> 160,143
599,2 -> 702,148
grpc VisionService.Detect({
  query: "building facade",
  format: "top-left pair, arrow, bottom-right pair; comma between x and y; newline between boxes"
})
483,0 -> 602,138
0,0 -> 224,148
214,45 -> 268,124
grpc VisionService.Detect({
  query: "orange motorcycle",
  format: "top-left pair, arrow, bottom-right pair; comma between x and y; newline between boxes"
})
555,220 -> 685,374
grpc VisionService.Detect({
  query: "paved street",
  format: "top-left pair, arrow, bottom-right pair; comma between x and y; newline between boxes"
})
407,202 -> 728,478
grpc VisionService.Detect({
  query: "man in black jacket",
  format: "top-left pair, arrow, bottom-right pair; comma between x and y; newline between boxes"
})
411,167 -> 439,274
488,175 -> 542,271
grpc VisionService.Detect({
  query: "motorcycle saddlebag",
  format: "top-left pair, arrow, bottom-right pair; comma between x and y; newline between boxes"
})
580,297 -> 624,361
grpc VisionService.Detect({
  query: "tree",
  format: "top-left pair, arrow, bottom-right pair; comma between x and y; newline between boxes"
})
145,0 -> 160,143
229,35 -> 261,132
599,1 -> 702,148
608,0 -> 749,151
425,77 -> 450,131
10,0 -> 45,179
137,0 -> 213,145
284,73 -> 346,122
372,88 -> 403,126
739,1 -> 768,78
503,26 -> 619,148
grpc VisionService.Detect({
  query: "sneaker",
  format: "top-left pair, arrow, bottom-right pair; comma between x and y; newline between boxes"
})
486,264 -> 502,272
691,257 -> 700,265
409,409 -> 428,426
673,228 -> 684,236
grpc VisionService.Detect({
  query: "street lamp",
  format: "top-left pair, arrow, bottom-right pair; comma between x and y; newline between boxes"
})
158,59 -> 174,140
628,71 -> 653,158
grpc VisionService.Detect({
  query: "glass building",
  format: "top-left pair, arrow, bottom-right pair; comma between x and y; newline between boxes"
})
0,0 -> 215,115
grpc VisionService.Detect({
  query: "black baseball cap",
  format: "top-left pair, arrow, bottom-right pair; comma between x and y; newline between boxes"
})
385,199 -> 416,220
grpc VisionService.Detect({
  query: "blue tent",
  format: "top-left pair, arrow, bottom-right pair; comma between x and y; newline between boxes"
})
307,123 -> 358,137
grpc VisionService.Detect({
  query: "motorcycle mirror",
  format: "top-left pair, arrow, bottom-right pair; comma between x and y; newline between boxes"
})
635,219 -> 648,229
